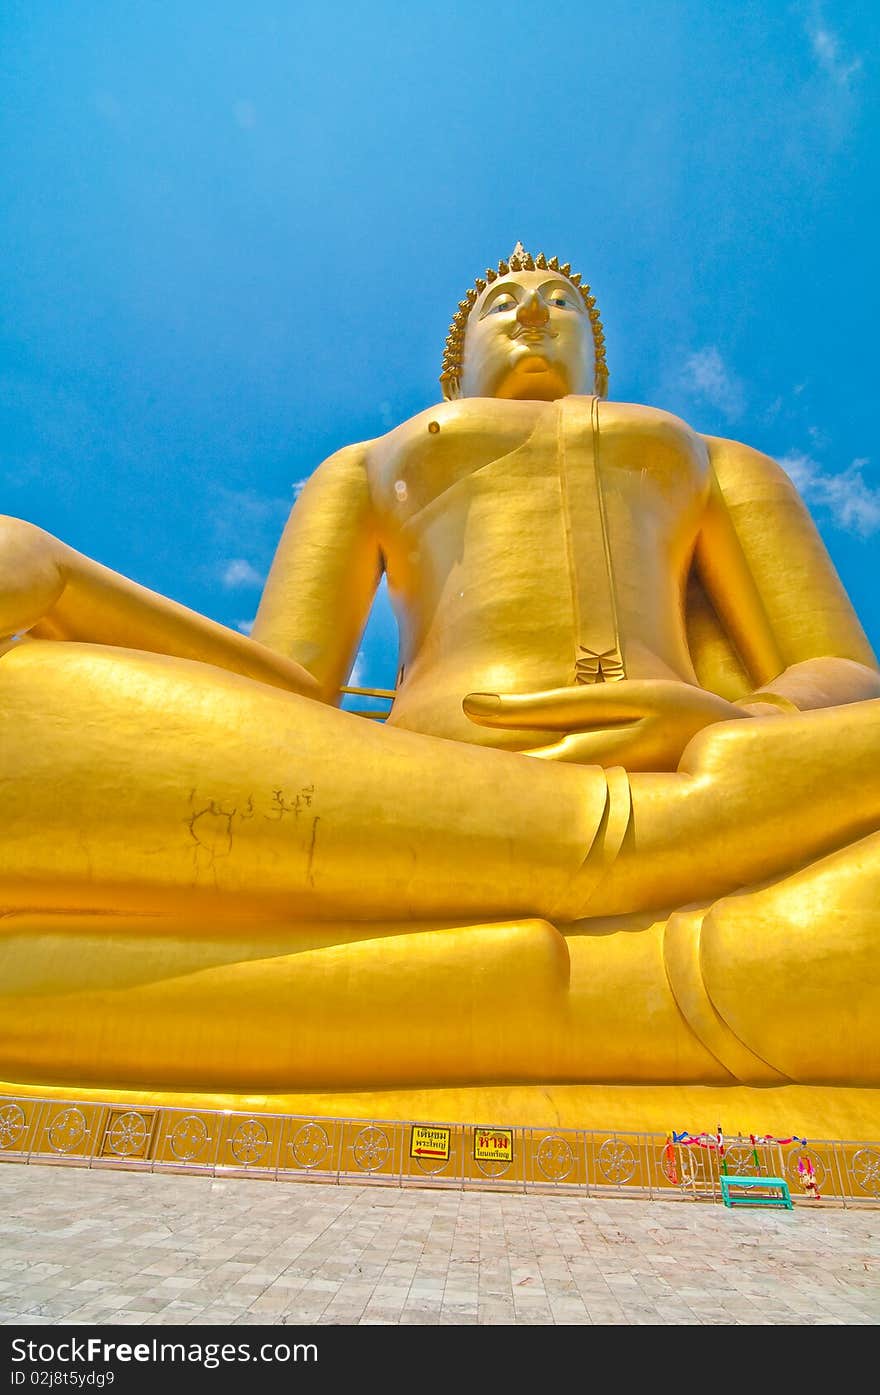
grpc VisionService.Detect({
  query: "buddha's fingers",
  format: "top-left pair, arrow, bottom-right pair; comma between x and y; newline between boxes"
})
463,686 -> 647,730
465,684 -> 719,769
463,682 -> 747,765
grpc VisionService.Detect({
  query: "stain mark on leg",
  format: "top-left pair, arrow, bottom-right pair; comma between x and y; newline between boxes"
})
306,815 -> 320,887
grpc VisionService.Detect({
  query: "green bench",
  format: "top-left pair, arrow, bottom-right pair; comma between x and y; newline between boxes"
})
720,1174 -> 793,1209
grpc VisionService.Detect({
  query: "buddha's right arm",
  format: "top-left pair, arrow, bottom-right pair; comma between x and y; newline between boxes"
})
251,442 -> 383,702
699,436 -> 880,713
0,514 -> 320,697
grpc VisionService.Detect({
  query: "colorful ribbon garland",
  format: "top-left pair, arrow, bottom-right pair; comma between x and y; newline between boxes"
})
671,1130 -> 807,1147
664,1135 -> 678,1185
664,1128 -> 815,1192
797,1155 -> 821,1198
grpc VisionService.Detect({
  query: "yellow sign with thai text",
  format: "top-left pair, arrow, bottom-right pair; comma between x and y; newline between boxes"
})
474,1126 -> 513,1164
410,1124 -> 451,1162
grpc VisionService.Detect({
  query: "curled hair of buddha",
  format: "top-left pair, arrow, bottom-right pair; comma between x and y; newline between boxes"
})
440,242 -> 609,400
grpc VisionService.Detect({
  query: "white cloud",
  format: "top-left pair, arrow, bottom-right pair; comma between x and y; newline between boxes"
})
292,478 -> 309,499
681,347 -> 744,420
236,619 -> 254,635
349,649 -> 366,687
809,21 -> 862,86
778,451 -> 815,492
808,424 -> 829,449
221,558 -> 265,589
210,487 -> 290,566
209,488 -> 294,599
779,452 -> 880,536
211,487 -> 291,547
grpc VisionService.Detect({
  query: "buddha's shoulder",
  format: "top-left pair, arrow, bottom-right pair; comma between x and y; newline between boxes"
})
599,411 -> 799,497
597,398 -> 704,449
702,433 -> 800,494
366,399 -> 538,469
379,398 -> 538,439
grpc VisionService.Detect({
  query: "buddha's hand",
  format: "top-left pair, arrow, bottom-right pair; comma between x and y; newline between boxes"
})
462,679 -> 750,770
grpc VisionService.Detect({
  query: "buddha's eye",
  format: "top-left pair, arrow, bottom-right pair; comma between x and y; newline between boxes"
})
548,294 -> 570,308
487,297 -> 515,315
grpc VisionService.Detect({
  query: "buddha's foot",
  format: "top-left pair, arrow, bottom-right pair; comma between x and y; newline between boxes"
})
667,828 -> 880,1085
2,829 -> 878,1101
0,916 -> 571,1092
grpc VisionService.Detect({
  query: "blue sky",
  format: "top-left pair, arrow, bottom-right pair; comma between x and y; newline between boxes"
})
2,1 -> 877,696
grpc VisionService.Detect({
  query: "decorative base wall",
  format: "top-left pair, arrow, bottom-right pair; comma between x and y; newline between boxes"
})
2,1094 -> 879,1207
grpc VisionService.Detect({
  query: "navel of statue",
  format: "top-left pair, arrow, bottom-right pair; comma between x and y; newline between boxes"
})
1,243 -> 880,1137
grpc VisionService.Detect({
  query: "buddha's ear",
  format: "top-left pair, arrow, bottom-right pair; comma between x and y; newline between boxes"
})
440,374 -> 461,401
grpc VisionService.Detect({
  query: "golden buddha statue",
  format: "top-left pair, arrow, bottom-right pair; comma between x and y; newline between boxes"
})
2,244 -> 879,1138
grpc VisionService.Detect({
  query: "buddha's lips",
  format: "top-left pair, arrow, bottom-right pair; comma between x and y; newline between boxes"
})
510,327 -> 558,344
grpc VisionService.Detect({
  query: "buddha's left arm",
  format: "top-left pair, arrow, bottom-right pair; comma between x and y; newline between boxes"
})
697,435 -> 880,714
251,442 -> 383,703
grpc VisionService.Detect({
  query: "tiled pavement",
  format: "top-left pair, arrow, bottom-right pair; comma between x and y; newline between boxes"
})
1,1163 -> 878,1326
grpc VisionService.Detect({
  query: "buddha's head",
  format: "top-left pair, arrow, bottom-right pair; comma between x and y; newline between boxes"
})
440,243 -> 608,402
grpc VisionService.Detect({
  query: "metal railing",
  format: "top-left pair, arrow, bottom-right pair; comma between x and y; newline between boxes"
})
2,1094 -> 879,1206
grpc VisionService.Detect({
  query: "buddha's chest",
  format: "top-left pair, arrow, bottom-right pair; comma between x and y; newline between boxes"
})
369,398 -> 709,541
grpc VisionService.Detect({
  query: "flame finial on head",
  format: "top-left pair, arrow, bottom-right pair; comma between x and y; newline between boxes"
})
440,243 -> 609,400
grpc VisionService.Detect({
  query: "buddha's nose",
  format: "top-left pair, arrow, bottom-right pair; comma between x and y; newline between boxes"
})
516,291 -> 549,328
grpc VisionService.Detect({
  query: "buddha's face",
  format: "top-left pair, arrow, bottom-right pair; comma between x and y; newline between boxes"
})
460,269 -> 595,401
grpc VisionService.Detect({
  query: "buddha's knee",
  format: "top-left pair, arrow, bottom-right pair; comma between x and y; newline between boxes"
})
0,516 -> 65,637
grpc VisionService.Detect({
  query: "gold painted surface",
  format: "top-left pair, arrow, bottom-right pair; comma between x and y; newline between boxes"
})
2,1084 -> 880,1152
2,246 -> 880,1141
6,1092 -> 878,1203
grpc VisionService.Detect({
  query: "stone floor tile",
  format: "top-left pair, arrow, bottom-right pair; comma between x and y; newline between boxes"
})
1,1160 -> 879,1327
